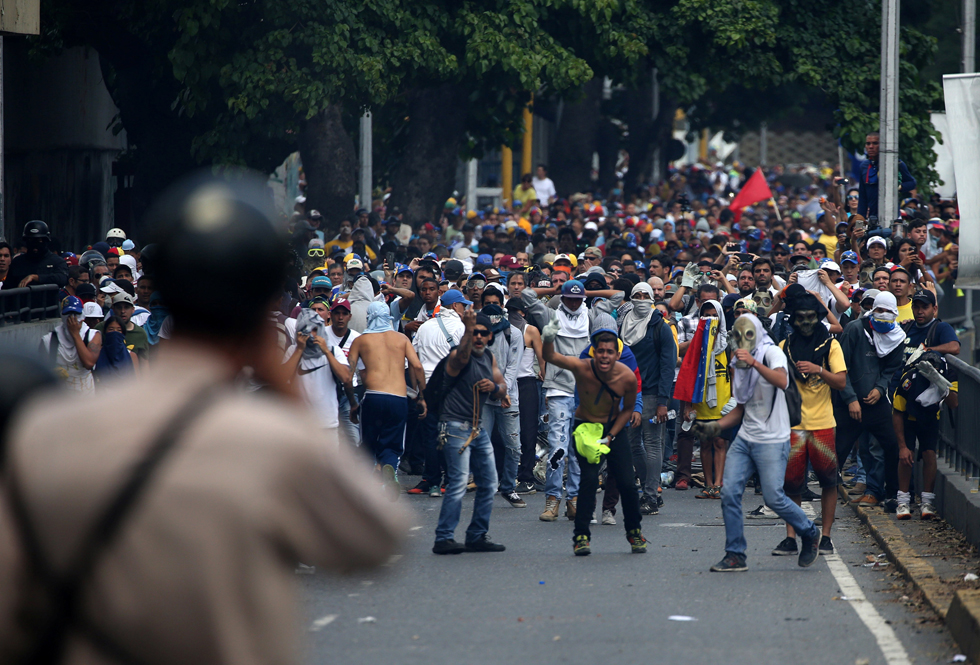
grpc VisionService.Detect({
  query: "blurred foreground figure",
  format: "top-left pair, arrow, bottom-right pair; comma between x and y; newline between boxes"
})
0,171 -> 406,665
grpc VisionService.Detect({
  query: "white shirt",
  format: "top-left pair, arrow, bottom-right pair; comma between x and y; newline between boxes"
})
532,176 -> 557,203
326,325 -> 364,386
738,345 -> 791,444
412,310 -> 465,380
284,344 -> 347,429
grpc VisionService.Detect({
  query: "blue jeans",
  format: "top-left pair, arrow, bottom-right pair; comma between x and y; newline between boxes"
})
640,400 -> 666,496
483,404 -> 521,493
435,420 -> 498,543
859,434 -> 885,499
721,435 -> 818,557
544,395 -> 580,499
338,394 -> 360,448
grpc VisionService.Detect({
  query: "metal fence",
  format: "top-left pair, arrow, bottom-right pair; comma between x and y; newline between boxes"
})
940,354 -> 980,490
0,285 -> 61,326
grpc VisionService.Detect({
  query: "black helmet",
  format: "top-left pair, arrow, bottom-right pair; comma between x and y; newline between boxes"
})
23,220 -> 50,241
139,243 -> 158,279
78,249 -> 107,274
145,169 -> 289,338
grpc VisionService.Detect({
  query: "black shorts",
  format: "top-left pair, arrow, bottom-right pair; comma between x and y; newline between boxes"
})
903,417 -> 939,457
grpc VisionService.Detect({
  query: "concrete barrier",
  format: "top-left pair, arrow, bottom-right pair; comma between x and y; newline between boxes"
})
935,458 -> 980,550
0,319 -> 58,354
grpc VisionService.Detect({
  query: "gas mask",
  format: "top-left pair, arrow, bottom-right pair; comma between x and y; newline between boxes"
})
731,316 -> 757,368
792,309 -> 819,337
751,289 -> 773,312
859,267 -> 875,288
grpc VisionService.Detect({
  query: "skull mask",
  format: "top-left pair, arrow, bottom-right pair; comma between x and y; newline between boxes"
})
792,309 -> 819,337
752,289 -> 773,312
731,316 -> 757,368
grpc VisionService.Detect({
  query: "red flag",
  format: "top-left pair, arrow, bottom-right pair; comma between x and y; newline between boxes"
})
673,319 -> 705,402
728,169 -> 773,223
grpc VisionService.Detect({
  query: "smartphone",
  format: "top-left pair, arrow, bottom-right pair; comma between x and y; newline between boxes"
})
726,242 -> 740,252
386,252 -> 396,270
737,253 -> 752,263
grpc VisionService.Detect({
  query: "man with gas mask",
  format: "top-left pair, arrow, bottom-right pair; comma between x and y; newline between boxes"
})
695,313 -> 821,573
834,291 -> 906,511
0,172 -> 406,664
7,220 -> 68,289
772,291 -> 847,557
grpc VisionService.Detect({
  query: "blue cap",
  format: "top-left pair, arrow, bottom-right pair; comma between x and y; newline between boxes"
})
423,252 -> 439,261
396,263 -> 413,275
441,289 -> 473,307
61,295 -> 83,315
482,225 -> 495,233
747,229 -> 761,241
840,250 -> 859,265
561,279 -> 586,298
477,254 -> 493,265
634,260 -> 646,270
310,276 -> 332,289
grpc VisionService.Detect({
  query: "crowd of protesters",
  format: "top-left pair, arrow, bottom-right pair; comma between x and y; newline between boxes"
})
4,139 -> 965,567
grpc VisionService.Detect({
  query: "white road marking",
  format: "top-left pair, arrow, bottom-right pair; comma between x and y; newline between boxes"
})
310,614 -> 338,631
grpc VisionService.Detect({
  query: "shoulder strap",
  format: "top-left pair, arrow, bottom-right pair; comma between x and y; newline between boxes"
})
436,315 -> 454,346
339,329 -> 352,348
590,358 -> 622,404
48,330 -> 60,365
5,384 -> 223,665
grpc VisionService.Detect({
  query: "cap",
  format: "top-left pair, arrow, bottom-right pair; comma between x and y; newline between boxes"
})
106,228 -> 127,240
75,283 -> 97,300
396,263 -> 414,275
584,222 -> 599,232
695,219 -> 711,233
840,250 -> 859,265
861,288 -> 881,303
330,298 -> 352,312
310,276 -> 333,289
554,253 -> 578,267
499,256 -> 521,270
82,301 -> 103,318
583,246 -> 602,259
100,280 -> 124,295
61,296 -> 84,315
911,290 -> 937,306
476,253 -> 493,265
443,259 -> 465,280
790,253 -> 810,264
121,239 -> 136,251
484,268 -> 501,281
821,261 -> 841,273
346,258 -> 364,271
561,279 -> 586,298
734,297 -> 757,314
867,235 -> 888,248
453,247 -> 475,260
505,297 -> 527,311
111,292 -> 135,306
441,289 -> 473,307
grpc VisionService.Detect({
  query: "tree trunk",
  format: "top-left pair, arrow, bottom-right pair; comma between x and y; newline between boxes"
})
549,77 -> 603,196
299,105 -> 358,232
622,65 -> 654,196
388,84 -> 468,225
596,117 -> 620,195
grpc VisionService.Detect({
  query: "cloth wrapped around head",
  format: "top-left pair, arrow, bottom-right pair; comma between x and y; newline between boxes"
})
363,301 -> 393,334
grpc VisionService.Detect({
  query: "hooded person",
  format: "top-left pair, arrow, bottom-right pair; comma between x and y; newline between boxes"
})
94,316 -> 136,382
143,292 -> 170,346
119,254 -> 141,282
864,291 -> 905,357
40,296 -> 100,393
347,274 -> 378,333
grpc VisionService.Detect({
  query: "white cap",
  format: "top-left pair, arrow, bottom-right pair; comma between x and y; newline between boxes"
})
106,227 -> 126,240
100,281 -> 124,295
821,261 -> 841,272
346,258 -> 364,271
867,236 -> 888,248
82,302 -> 102,318
584,221 -> 599,231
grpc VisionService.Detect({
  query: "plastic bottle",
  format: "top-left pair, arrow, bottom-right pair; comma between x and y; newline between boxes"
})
680,411 -> 697,432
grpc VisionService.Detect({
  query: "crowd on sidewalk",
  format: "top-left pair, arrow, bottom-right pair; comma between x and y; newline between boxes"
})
5,139 -> 965,567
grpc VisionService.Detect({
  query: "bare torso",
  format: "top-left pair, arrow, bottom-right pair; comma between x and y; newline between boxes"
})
351,331 -> 410,396
572,360 -> 635,423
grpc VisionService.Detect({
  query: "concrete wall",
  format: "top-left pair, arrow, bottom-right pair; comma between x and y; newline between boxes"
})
3,40 -> 127,249
935,459 -> 980,550
0,319 -> 57,354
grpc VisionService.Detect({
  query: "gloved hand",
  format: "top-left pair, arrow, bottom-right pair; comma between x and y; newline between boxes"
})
681,262 -> 700,289
596,437 -> 611,448
542,310 -> 561,344
917,360 -> 952,392
691,420 -> 721,440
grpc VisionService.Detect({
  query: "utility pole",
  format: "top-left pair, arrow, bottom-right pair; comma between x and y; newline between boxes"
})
759,122 -> 768,165
651,68 -> 661,183
878,0 -> 900,229
521,97 -> 533,178
359,112 -> 372,211
965,0 -> 976,74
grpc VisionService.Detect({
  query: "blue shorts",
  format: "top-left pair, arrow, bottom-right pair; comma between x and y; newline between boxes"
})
360,392 -> 408,468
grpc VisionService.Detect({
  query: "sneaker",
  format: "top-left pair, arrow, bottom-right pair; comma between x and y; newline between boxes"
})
921,502 -> 936,520
626,529 -> 648,553
896,503 -> 912,520
539,496 -> 560,522
432,539 -> 466,555
406,480 -> 430,495
657,494 -> 664,508
501,491 -> 527,508
771,537 -> 798,556
818,535 -> 835,555
847,482 -> 868,496
798,530 -> 819,568
639,495 -> 657,515
882,498 -> 898,514
381,464 -> 400,501
601,509 -> 617,525
710,552 -> 747,572
573,535 -> 591,556
856,494 -> 879,507
515,481 -> 537,495
565,497 -> 577,520
429,483 -> 443,498
675,478 -> 689,491
801,487 -> 820,502
465,534 -> 506,552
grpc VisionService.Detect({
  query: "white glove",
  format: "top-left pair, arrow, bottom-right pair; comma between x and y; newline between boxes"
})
596,437 -> 611,447
691,420 -> 721,440
681,262 -> 699,289
542,310 -> 560,344
917,360 -> 952,393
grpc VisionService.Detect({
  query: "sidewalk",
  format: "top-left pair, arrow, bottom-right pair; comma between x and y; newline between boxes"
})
841,485 -> 980,662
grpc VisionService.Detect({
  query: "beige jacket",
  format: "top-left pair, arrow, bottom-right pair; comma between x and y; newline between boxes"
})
0,343 -> 407,664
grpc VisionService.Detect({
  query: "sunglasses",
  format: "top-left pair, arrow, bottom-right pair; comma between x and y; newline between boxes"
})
609,268 -> 623,274
846,195 -> 859,200
308,248 -> 325,257
774,251 -> 789,257
473,329 -> 491,337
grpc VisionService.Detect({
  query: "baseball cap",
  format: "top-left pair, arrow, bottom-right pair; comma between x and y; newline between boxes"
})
443,259 -> 465,281
441,289 -> 473,308
505,297 -> 526,311
561,279 -> 586,298
734,297 -> 757,314
82,301 -> 103,318
484,268 -> 502,282
75,283 -> 97,301
476,253 -> 493,265
396,263 -> 414,275
453,247 -> 475,261
61,296 -> 84,315
861,288 -> 881,304
467,273 -> 487,285
121,239 -> 136,251
583,246 -> 603,259
821,261 -> 841,273
310,276 -> 332,289
111,292 -> 135,306
346,258 -> 364,271
499,256 -> 521,270
99,279 -> 124,295
867,236 -> 888,248
554,253 -> 578,267
840,250 -> 859,265
911,290 -> 937,306
330,298 -> 352,312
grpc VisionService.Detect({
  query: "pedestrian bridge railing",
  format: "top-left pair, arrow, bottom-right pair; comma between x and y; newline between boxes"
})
0,285 -> 61,327
940,354 -> 980,491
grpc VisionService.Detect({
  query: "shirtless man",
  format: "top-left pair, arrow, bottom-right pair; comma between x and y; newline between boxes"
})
542,313 -> 648,556
348,301 -> 426,497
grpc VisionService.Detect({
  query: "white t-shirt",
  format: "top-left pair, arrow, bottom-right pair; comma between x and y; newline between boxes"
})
738,345 -> 791,444
284,345 -> 347,429
533,176 -> 557,203
326,326 -> 364,386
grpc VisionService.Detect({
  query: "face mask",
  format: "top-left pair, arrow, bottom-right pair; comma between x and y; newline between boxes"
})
731,316 -> 757,368
870,317 -> 896,333
793,310 -> 819,337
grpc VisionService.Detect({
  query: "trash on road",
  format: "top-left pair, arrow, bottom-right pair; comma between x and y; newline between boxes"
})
964,573 -> 978,582
862,561 -> 889,569
309,614 -> 338,631
951,655 -> 967,663
668,615 -> 697,622
357,616 -> 377,624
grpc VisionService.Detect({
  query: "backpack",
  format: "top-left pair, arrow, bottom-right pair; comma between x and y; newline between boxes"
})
766,355 -> 803,428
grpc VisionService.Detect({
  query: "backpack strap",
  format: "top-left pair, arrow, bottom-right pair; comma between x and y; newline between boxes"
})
435,315 -> 454,346
590,358 -> 622,405
48,330 -> 60,365
5,384 -> 223,665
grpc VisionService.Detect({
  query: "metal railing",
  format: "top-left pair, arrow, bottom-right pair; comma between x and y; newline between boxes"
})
0,285 -> 61,326
940,354 -> 980,490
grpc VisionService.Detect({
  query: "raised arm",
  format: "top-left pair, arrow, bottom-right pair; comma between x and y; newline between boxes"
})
448,308 -> 476,376
540,310 -> 580,372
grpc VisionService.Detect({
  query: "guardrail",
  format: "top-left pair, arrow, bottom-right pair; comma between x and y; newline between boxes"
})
941,354 -> 980,491
0,285 -> 61,326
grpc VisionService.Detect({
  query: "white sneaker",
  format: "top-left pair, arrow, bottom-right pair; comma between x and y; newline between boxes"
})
601,509 -> 617,525
920,502 -> 936,520
896,503 -> 912,520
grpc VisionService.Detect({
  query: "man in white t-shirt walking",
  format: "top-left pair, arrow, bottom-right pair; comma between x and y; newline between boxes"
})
532,164 -> 557,205
693,313 -> 820,572
325,298 -> 363,447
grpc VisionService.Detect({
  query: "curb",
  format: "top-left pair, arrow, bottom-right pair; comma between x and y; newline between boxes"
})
841,487 -> 980,662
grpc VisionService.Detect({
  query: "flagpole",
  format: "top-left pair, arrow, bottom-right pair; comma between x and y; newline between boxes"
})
770,197 -> 780,220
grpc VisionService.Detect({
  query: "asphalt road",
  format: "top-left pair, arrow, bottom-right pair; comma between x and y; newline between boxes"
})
300,480 -> 962,664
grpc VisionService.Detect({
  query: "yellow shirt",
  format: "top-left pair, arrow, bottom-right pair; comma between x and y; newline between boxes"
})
694,322 -> 730,421
815,233 -> 838,256
779,339 -> 846,431
513,185 -> 539,205
897,300 -> 913,323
